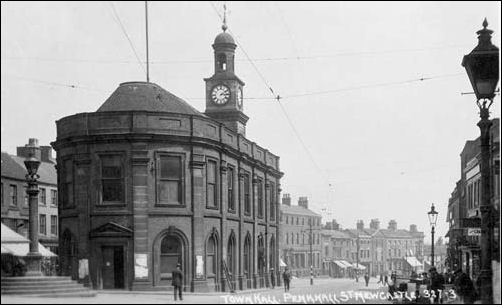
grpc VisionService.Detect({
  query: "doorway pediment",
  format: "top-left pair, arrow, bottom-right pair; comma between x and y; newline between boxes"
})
90,222 -> 133,238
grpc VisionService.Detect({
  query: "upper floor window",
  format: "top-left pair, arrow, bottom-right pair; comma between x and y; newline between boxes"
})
270,182 -> 275,221
158,155 -> 183,205
1,183 -> 3,206
100,155 -> 124,203
244,173 -> 251,215
257,179 -> 263,218
286,216 -> 288,224
206,160 -> 217,209
51,190 -> 57,206
39,214 -> 46,235
9,185 -> 17,207
51,215 -> 58,236
228,167 -> 235,212
39,188 -> 46,205
24,187 -> 28,207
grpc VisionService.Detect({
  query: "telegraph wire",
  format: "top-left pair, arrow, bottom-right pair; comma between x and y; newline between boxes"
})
108,1 -> 146,74
209,1 -> 330,186
1,44 -> 472,65
3,74 -> 107,93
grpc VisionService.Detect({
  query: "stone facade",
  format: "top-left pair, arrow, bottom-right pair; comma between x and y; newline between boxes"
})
51,28 -> 282,292
279,194 -> 322,277
446,118 -> 500,280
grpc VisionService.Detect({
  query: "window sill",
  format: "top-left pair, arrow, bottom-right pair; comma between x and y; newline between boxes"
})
155,203 -> 186,208
96,202 -> 127,207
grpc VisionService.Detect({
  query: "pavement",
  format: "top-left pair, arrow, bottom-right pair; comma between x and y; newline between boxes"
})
1,277 -> 392,304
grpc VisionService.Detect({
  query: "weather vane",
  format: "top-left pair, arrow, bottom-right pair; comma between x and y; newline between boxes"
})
222,3 -> 228,32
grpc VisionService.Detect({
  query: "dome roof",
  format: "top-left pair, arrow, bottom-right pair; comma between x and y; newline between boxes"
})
214,31 -> 235,45
97,81 -> 205,117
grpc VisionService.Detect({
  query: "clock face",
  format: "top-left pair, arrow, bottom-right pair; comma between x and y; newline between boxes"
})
211,85 -> 230,105
237,87 -> 243,109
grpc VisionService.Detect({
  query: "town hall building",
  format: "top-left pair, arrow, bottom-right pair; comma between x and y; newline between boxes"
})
51,22 -> 283,292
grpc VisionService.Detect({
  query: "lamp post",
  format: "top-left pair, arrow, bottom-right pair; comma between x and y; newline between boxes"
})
462,18 -> 499,305
24,153 -> 42,276
427,204 -> 438,268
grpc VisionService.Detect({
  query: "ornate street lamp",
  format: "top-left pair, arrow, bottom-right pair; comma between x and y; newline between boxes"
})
427,204 -> 438,268
24,153 -> 42,276
462,18 -> 499,304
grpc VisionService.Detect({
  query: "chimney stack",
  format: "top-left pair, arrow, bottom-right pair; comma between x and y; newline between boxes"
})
40,146 -> 55,163
357,220 -> 364,231
282,194 -> 291,206
388,220 -> 397,231
410,224 -> 417,233
17,138 -> 41,161
370,219 -> 380,230
332,220 -> 340,230
298,196 -> 309,209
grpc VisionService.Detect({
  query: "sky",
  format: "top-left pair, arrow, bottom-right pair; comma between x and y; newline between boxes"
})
1,1 -> 500,242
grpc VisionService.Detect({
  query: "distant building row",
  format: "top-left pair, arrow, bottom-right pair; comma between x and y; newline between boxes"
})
1,138 -> 59,254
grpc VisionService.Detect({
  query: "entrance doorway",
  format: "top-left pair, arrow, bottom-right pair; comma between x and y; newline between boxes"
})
102,246 -> 124,289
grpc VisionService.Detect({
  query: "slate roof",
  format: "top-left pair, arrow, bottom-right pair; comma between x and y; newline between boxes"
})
345,229 -> 371,238
321,229 -> 352,239
280,204 -> 321,217
1,152 -> 57,185
97,81 -> 206,117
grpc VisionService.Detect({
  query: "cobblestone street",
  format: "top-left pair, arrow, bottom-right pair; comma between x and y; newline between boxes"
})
2,277 -> 392,304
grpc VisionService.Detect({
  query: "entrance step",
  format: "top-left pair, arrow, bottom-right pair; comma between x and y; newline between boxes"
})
1,276 -> 96,297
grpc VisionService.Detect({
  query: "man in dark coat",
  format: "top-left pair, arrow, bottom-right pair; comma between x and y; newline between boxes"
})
364,273 -> 370,287
428,267 -> 445,304
282,267 -> 291,292
454,269 -> 476,304
172,263 -> 183,301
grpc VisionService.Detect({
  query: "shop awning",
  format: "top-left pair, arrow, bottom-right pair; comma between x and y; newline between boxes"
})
333,260 -> 347,268
340,260 -> 353,268
405,257 -> 423,268
280,258 -> 287,267
352,263 -> 366,270
1,245 -> 13,254
1,242 -> 56,257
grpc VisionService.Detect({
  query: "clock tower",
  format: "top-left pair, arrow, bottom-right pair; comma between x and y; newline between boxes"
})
204,15 -> 248,136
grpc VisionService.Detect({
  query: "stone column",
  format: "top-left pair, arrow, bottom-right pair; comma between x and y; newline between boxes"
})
252,174 -> 259,289
25,176 -> 42,276
191,152 -> 208,292
131,149 -> 150,290
237,169 -> 246,290
219,161 -> 228,292
264,181 -> 270,288
75,157 -> 91,287
276,183 -> 282,287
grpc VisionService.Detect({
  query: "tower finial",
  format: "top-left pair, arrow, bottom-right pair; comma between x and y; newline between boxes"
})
482,18 -> 488,29
222,3 -> 228,32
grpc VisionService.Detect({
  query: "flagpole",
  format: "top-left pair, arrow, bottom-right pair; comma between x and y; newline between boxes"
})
145,1 -> 149,82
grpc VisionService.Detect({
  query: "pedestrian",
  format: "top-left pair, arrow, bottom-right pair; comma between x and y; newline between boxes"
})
453,269 -> 476,304
282,267 -> 291,292
270,268 -> 275,289
428,267 -> 444,304
364,272 -> 370,287
384,274 -> 388,287
377,273 -> 383,286
172,263 -> 183,301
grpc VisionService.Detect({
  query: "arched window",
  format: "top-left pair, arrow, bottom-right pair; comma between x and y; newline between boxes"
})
161,236 -> 182,280
269,236 -> 276,269
227,234 -> 236,275
257,235 -> 265,275
207,235 -> 216,276
217,53 -> 227,71
244,234 -> 251,278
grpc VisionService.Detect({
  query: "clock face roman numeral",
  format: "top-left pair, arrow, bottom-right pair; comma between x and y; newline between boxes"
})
212,85 -> 230,104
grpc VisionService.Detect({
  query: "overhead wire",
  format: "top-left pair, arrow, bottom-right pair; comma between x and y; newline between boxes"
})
108,1 -> 146,74
209,1 -> 330,186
